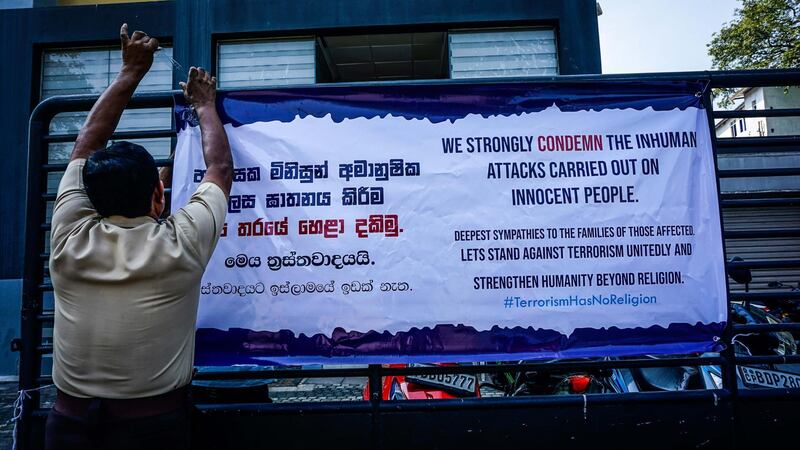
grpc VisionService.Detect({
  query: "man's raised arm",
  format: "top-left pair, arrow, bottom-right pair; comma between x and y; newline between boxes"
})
179,67 -> 233,197
71,24 -> 158,161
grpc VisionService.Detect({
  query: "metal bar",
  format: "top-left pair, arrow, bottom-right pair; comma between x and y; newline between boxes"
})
38,387 -> 800,419
380,357 -> 725,376
194,367 -> 372,380
730,292 -> 800,302
42,188 -> 172,203
42,159 -> 173,173
716,145 -> 800,155
736,355 -> 800,365
26,69 -> 800,122
704,87 -> 738,402
723,229 -> 800,239
735,388 -> 800,400
368,364 -> 382,450
20,118 -> 47,450
375,389 -> 732,413
715,136 -> 800,147
714,108 -> 800,119
714,136 -> 800,155
733,323 -> 800,333
30,386 -> 800,418
43,129 -> 176,144
717,167 -> 800,178
29,91 -> 178,125
36,68 -> 800,95
37,312 -> 53,324
20,388 -> 734,419
725,259 -> 800,270
190,357 -> 725,381
198,401 -> 373,414
721,198 -> 800,208
189,389 -> 733,414
706,68 -> 800,87
721,191 -> 800,200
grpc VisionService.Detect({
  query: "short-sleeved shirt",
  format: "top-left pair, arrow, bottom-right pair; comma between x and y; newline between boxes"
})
49,158 -> 227,399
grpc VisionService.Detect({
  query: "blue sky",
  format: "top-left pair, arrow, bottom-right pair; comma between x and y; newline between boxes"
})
598,0 -> 742,73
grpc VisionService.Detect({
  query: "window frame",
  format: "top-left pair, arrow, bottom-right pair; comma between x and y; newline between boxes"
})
38,42 -> 177,164
447,26 -> 560,80
215,35 -> 318,89
211,22 -> 561,89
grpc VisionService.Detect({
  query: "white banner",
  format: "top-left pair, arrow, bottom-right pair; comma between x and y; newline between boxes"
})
172,83 -> 727,364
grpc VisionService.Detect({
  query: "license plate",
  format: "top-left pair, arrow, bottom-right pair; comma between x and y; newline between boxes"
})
406,368 -> 477,395
738,366 -> 800,389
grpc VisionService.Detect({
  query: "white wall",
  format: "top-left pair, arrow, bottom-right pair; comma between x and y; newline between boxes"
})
765,86 -> 800,136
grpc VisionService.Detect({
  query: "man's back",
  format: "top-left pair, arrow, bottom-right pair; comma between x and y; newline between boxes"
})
44,25 -> 233,450
49,158 -> 227,399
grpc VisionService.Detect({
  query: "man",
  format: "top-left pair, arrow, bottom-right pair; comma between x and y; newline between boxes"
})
46,24 -> 232,450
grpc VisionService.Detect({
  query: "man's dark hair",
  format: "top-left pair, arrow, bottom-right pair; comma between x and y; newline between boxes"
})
82,141 -> 159,218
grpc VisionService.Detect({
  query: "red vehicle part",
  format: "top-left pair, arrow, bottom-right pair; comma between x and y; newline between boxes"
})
363,364 -> 480,400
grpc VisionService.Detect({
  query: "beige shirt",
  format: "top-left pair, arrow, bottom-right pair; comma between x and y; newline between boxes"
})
49,158 -> 227,399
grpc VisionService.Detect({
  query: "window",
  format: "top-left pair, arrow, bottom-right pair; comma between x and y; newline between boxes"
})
216,27 -> 558,87
217,38 -> 315,89
41,46 -> 174,167
730,123 -> 737,137
751,100 -> 757,110
316,32 -> 448,82
739,119 -> 746,132
449,28 -> 558,79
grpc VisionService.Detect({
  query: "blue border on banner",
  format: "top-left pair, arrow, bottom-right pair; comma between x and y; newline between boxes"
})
195,322 -> 725,365
174,80 -> 705,129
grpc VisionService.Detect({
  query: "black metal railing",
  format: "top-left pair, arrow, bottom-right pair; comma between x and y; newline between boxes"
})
18,68 -> 800,450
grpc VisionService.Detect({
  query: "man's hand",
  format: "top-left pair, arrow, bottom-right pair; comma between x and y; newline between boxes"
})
120,23 -> 159,78
179,67 -> 233,198
179,67 -> 217,109
70,24 -> 156,161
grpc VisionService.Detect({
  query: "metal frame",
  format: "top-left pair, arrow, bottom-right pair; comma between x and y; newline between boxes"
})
19,68 -> 800,449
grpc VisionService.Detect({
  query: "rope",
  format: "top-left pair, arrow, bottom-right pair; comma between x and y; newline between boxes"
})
7,384 -> 53,450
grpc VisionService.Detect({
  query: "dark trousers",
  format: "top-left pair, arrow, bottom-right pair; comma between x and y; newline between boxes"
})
45,390 -> 191,450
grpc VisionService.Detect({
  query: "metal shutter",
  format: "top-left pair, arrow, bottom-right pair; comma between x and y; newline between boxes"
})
718,149 -> 800,292
723,206 -> 800,292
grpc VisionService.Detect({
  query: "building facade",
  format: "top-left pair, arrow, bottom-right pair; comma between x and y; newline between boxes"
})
716,86 -> 800,139
0,0 -> 602,376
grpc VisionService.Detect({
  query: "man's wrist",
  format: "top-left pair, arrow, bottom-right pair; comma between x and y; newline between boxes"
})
119,64 -> 148,82
194,103 -> 217,115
